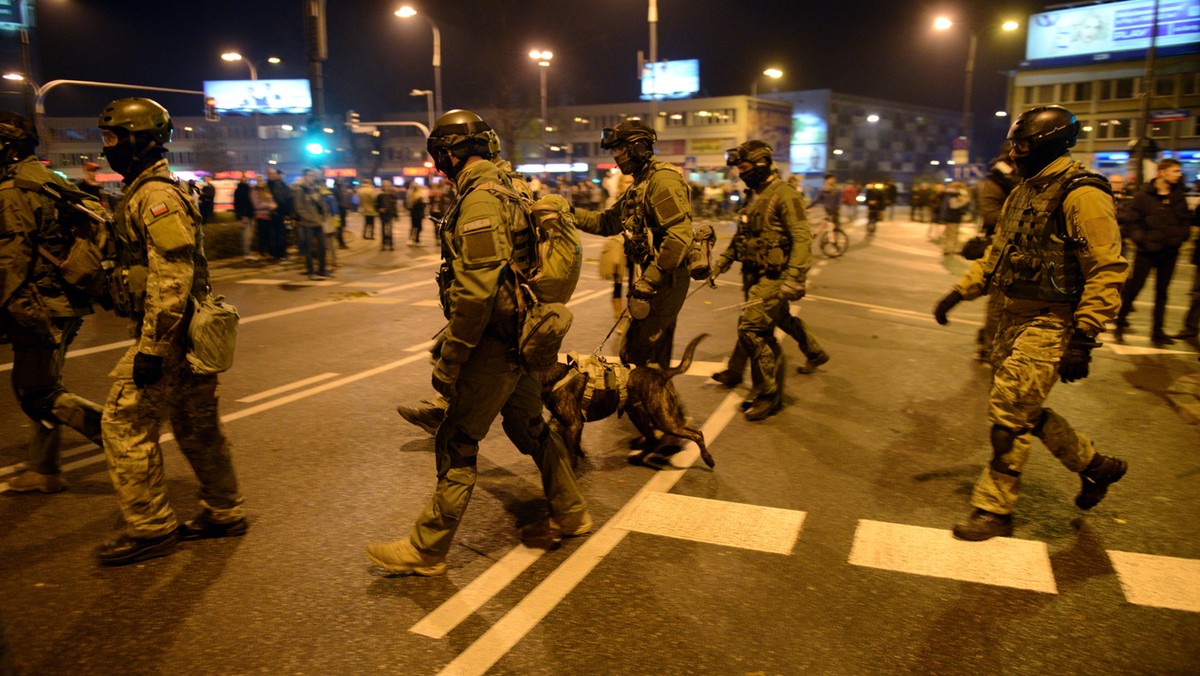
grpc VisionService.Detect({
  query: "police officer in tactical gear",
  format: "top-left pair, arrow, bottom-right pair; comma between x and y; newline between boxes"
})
934,105 -> 1129,541
574,119 -> 695,370
709,141 -> 817,420
0,111 -> 106,494
367,110 -> 590,576
95,98 -> 247,565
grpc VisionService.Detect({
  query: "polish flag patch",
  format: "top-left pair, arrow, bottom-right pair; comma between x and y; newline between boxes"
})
149,202 -> 170,217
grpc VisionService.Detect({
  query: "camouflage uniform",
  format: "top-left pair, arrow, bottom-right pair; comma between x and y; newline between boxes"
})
408,158 -> 587,560
0,156 -> 104,479
575,160 -> 694,368
713,173 -> 813,402
102,159 -> 244,537
952,155 -> 1128,515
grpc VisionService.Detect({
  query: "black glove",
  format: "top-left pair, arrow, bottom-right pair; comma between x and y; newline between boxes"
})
779,278 -> 806,301
933,290 -> 964,325
431,358 -> 460,399
631,277 -> 656,301
132,353 -> 164,389
1059,333 -> 1101,384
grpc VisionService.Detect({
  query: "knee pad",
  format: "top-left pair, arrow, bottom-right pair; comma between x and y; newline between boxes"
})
447,428 -> 480,469
16,387 -> 62,426
990,424 -> 1016,457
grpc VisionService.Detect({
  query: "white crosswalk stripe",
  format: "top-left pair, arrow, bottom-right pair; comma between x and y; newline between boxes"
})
1107,550 -> 1200,612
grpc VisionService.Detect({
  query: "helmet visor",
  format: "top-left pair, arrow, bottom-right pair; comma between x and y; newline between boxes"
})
600,127 -> 622,150
725,147 -> 746,166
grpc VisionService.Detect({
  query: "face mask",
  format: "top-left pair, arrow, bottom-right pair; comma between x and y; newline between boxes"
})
432,148 -> 461,179
102,141 -> 136,178
1011,141 -> 1066,178
739,164 -> 770,190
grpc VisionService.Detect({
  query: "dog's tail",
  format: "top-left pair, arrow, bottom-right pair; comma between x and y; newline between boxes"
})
664,333 -> 709,381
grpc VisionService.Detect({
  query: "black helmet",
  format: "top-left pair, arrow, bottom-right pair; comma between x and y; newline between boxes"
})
600,119 -> 656,150
1007,105 -> 1079,151
0,110 -> 38,147
427,109 -> 493,178
1007,106 -> 1079,177
725,140 -> 773,167
98,97 -> 173,145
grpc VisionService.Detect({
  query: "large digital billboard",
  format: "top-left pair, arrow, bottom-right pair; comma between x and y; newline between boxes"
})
1026,0 -> 1199,65
203,79 -> 313,115
641,59 -> 700,100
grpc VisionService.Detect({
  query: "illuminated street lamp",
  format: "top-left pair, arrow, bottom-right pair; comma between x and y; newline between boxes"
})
220,52 -> 281,173
529,49 -> 553,157
750,66 -> 784,106
395,6 -> 442,117
934,16 -> 1019,162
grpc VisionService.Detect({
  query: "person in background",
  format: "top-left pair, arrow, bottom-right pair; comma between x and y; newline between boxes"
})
250,180 -> 277,260
376,181 -> 399,252
1113,158 -> 1191,345
233,178 -> 255,261
939,180 -> 969,256
406,181 -> 428,245
973,148 -> 1019,361
265,168 -> 293,262
357,179 -> 378,240
293,167 -> 331,279
816,174 -> 841,226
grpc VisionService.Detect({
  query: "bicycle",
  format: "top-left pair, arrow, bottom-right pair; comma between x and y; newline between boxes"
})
812,217 -> 849,258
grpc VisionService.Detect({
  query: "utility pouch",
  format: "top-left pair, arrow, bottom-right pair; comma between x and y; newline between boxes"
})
186,294 -> 239,375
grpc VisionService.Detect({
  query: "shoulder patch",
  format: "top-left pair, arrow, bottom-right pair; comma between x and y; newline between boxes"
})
652,189 -> 685,225
150,202 -> 170,218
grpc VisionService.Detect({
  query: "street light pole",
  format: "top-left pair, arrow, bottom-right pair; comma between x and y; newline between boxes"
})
221,52 -> 281,174
934,17 -> 1018,165
410,89 -> 434,130
396,6 -> 442,118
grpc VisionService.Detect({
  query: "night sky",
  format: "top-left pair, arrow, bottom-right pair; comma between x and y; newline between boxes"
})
25,0 -> 1056,130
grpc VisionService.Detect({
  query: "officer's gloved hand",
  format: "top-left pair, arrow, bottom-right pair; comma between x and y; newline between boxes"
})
132,353 -> 164,389
779,278 -> 806,301
629,278 -> 655,319
431,358 -> 460,399
933,290 -> 964,325
1059,332 -> 1101,383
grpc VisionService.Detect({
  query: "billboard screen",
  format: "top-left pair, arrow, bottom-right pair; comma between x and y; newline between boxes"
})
1026,0 -> 1200,64
203,79 -> 313,115
641,59 -> 700,100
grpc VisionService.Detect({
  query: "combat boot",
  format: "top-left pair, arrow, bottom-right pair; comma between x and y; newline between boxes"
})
96,530 -> 180,566
397,402 -> 445,436
365,539 -> 446,576
744,395 -> 782,421
710,369 -> 743,388
952,508 -> 1013,541
521,510 -> 594,542
5,471 -> 66,494
1075,454 -> 1127,510
796,351 -> 830,375
180,513 -> 250,540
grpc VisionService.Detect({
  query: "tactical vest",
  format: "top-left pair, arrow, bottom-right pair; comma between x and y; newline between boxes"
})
618,161 -> 680,269
985,162 -> 1109,303
110,173 -> 207,317
734,178 -> 794,273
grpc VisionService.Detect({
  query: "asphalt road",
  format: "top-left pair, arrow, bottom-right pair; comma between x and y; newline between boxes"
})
2,212 -> 1198,675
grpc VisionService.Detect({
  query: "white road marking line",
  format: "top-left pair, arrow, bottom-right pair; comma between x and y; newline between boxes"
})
1108,550 -> 1200,612
239,300 -> 341,324
378,259 -> 442,274
236,279 -> 290,285
861,237 -> 943,259
378,280 -> 436,294
1106,342 -> 1198,356
350,297 -> 408,304
236,372 -> 340,403
287,279 -> 342,287
565,288 -> 612,307
404,340 -> 438,353
409,545 -> 548,640
341,281 -> 394,288
868,306 -> 981,326
848,520 -> 1058,594
433,391 -> 743,676
616,492 -> 805,555
411,299 -> 442,307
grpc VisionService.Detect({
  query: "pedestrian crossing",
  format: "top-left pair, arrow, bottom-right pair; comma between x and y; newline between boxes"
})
616,495 -> 1200,612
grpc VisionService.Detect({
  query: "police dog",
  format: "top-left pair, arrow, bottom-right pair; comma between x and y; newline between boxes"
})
539,333 -> 714,468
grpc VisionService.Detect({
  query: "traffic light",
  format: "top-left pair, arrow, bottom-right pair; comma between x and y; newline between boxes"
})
346,110 -> 360,125
304,119 -> 327,156
204,97 -> 219,122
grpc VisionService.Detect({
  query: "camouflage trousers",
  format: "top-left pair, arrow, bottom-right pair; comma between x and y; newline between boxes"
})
11,316 -> 103,474
736,276 -> 791,399
102,345 -> 244,538
621,265 -> 690,369
409,336 -> 587,559
971,310 -> 1097,515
